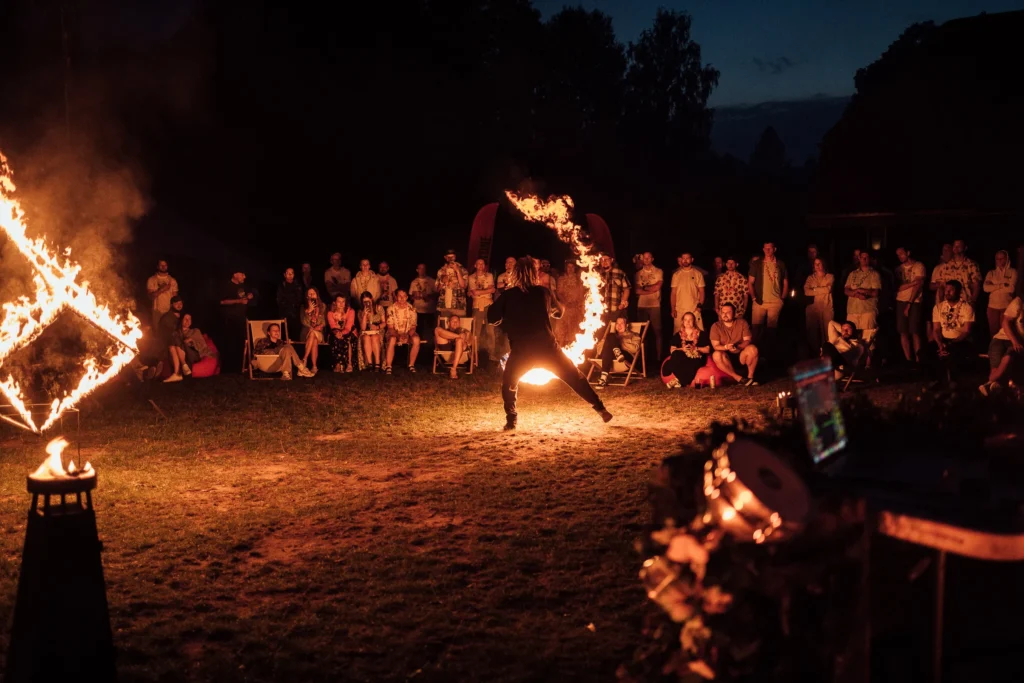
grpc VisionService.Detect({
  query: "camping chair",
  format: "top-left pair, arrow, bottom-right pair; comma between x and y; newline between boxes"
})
245,319 -> 292,379
432,317 -> 476,375
836,328 -> 876,392
586,321 -> 649,386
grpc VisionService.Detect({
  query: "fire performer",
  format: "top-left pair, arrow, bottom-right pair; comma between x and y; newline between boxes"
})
487,257 -> 613,430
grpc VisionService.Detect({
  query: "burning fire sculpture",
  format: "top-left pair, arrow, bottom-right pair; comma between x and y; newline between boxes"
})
0,152 -> 141,433
504,191 -> 606,385
30,436 -> 94,482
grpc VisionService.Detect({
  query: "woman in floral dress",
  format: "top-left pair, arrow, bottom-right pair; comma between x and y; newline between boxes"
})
327,295 -> 357,373
554,261 -> 585,348
300,288 -> 326,374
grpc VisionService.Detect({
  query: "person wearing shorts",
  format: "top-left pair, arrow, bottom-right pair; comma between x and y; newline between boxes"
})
895,246 -> 926,363
980,295 -> 1024,395
709,303 -> 759,386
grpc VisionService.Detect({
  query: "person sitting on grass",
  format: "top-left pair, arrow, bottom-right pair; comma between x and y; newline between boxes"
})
434,314 -> 471,379
168,313 -> 217,378
384,290 -> 420,374
595,315 -> 642,389
661,312 -> 711,388
300,288 -> 326,375
253,323 -> 313,380
822,320 -> 866,381
709,302 -> 759,386
980,294 -> 1024,396
932,279 -> 975,381
359,291 -> 386,371
327,294 -> 356,373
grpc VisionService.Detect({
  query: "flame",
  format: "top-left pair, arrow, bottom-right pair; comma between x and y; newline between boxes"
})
0,152 -> 140,433
28,435 -> 91,479
504,191 -> 607,385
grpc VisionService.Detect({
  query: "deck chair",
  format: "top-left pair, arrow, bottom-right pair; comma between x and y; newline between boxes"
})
432,317 -> 477,374
245,319 -> 293,379
586,321 -> 648,386
836,328 -> 876,391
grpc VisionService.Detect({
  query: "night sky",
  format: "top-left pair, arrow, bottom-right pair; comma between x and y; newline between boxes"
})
537,0 -> 1020,105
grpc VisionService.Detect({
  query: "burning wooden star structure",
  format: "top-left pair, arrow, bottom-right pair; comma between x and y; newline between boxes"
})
504,190 -> 607,385
0,152 -> 141,433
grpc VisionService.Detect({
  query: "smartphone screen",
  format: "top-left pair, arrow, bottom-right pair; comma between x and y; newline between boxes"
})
790,358 -> 848,465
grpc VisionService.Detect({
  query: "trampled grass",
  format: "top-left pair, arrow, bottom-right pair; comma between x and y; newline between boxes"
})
0,369 -> 908,682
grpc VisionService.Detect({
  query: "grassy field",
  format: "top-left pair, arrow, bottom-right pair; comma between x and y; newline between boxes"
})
0,368 -> 906,682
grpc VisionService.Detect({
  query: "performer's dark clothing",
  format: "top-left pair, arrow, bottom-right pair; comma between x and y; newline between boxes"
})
487,285 -> 605,419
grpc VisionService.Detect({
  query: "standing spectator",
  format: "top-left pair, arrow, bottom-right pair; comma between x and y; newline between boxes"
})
494,256 -> 517,359
537,259 -> 557,292
795,245 -> 819,295
844,251 -> 881,334
327,295 -> 356,373
597,255 -> 630,323
146,259 -> 178,326
634,252 -> 664,359
803,258 -> 834,353
747,241 -> 788,348
710,303 -> 759,386
219,272 -> 256,372
409,263 -> 437,340
324,253 -> 351,301
468,259 -> 496,361
358,291 -> 386,371
927,243 -> 953,342
276,267 -> 304,340
437,249 -> 468,316
553,260 -> 585,349
714,257 -> 748,320
931,239 -> 980,304
705,256 -> 724,323
894,246 -> 926,364
384,290 -> 421,373
300,262 -> 316,292
932,280 -> 975,380
496,256 -> 517,294
671,252 -> 704,333
980,294 -> 1024,395
351,259 -> 381,304
300,288 -> 326,374
983,250 -> 1017,339
377,261 -> 399,312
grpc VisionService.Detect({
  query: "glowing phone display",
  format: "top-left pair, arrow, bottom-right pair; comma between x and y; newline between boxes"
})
790,358 -> 848,464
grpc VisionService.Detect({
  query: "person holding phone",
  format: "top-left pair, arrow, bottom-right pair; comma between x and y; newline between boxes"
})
709,303 -> 759,386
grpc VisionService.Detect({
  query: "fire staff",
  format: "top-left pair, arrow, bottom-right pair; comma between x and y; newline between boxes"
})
487,257 -> 613,430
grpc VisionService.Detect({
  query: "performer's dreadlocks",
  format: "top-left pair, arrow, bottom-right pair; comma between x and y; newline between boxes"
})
506,256 -> 537,292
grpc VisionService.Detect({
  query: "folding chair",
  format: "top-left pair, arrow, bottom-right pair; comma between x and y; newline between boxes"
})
837,328 -> 875,392
586,321 -> 648,386
244,319 -> 292,380
432,317 -> 477,374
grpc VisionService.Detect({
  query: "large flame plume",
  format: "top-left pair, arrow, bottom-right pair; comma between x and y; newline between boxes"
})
0,152 -> 141,433
504,191 -> 607,385
29,436 -> 93,480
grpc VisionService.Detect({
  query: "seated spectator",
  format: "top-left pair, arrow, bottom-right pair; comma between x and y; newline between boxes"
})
253,323 -> 313,380
175,313 -> 219,377
385,290 -> 420,374
434,314 -> 471,379
932,279 -> 975,380
980,294 -> 1024,396
661,312 -> 711,388
160,296 -> 185,382
327,295 -> 356,373
359,291 -> 386,371
300,288 -> 326,374
710,302 -> 759,386
822,320 -> 866,381
595,315 -> 642,389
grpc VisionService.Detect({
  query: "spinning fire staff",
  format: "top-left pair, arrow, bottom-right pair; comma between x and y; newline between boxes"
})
487,256 -> 613,430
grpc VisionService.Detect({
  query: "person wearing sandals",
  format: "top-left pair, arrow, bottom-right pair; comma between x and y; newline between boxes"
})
359,291 -> 386,371
327,294 -> 357,373
384,290 -> 420,374
434,314 -> 471,379
710,302 -> 760,386
300,288 -> 326,374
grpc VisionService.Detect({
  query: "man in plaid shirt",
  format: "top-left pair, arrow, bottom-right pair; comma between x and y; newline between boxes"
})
384,290 -> 420,373
598,255 -> 630,323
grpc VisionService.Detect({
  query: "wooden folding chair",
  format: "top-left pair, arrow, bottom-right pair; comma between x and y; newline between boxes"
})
432,316 -> 477,374
838,328 -> 875,391
586,321 -> 648,386
244,319 -> 292,380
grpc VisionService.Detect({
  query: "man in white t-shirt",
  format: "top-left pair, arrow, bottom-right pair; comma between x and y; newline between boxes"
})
844,252 -> 882,333
634,252 -> 664,359
146,259 -> 179,326
980,295 -> 1024,396
894,246 -> 926,363
377,262 -> 399,311
932,279 -> 974,380
670,252 -> 704,334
